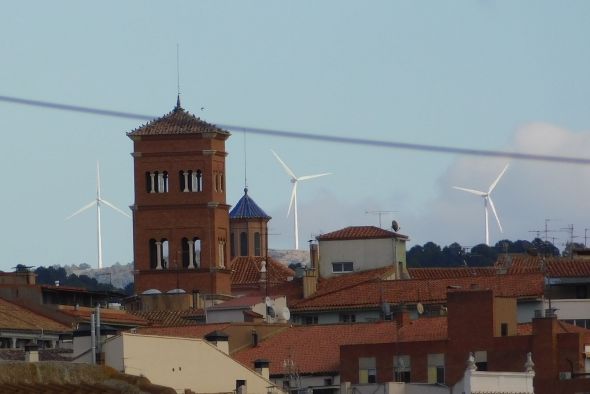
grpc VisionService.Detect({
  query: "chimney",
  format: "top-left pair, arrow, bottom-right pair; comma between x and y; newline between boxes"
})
204,331 -> 229,354
303,242 -> 319,298
24,343 -> 39,362
254,359 -> 270,380
395,305 -> 411,328
251,329 -> 259,347
310,242 -> 319,269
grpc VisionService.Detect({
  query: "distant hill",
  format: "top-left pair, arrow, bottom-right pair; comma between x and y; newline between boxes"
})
269,249 -> 310,266
59,250 -> 308,289
64,262 -> 133,289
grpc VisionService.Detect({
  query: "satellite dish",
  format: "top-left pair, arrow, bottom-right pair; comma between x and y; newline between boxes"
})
265,296 -> 274,307
281,307 -> 291,321
417,302 -> 424,315
392,220 -> 400,232
267,305 -> 276,318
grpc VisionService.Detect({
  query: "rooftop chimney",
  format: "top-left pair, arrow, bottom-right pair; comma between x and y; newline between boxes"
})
254,359 -> 270,380
24,343 -> 39,362
205,330 -> 229,354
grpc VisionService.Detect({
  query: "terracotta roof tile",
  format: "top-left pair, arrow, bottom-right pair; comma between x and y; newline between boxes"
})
397,316 -> 447,342
233,322 -> 397,375
409,267 -> 496,279
129,309 -> 204,327
58,306 -> 148,326
135,323 -> 232,339
496,255 -> 590,277
231,257 -> 295,288
0,298 -> 70,332
292,273 -> 544,312
317,226 -> 408,241
127,104 -> 230,137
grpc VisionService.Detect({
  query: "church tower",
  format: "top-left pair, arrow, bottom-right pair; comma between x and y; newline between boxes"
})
229,188 -> 271,259
128,99 -> 231,296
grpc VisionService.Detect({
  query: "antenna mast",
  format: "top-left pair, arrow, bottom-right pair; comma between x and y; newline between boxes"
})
176,43 -> 181,98
365,210 -> 397,228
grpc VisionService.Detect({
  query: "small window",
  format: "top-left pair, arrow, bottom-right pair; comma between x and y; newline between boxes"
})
303,316 -> 318,325
359,357 -> 377,384
427,353 -> 444,384
394,355 -> 411,383
332,262 -> 354,273
475,351 -> 488,371
339,313 -> 356,323
501,323 -> 508,337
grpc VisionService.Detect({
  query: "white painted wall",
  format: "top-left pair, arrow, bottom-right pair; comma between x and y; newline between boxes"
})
319,238 -> 403,278
543,299 -> 590,320
103,333 -> 283,394
351,382 -> 448,394
452,370 -> 535,394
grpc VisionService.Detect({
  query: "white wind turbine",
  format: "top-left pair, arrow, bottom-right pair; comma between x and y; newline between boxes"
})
66,162 -> 130,269
271,150 -> 331,250
452,164 -> 509,246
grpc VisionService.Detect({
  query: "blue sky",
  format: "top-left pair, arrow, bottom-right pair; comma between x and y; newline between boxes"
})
2,1 -> 590,270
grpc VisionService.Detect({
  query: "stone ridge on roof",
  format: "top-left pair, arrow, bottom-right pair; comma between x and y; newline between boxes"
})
229,188 -> 271,220
127,103 -> 230,137
317,226 -> 408,241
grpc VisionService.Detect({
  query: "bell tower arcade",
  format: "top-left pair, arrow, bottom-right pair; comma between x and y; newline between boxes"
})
127,99 -> 231,296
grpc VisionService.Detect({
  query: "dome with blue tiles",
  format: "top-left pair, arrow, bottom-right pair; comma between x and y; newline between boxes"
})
230,188 -> 271,220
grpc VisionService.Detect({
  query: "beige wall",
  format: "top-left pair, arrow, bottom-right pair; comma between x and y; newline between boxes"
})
493,297 -> 517,337
104,333 -> 282,394
319,238 -> 407,278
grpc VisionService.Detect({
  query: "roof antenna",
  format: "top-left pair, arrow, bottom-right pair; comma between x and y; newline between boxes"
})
243,129 -> 248,192
176,43 -> 181,110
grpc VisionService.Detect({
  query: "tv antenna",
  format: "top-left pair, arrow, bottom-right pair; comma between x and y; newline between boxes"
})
365,210 -> 398,228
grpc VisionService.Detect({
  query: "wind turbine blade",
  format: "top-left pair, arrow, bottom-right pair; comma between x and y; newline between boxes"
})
101,199 -> 131,218
65,201 -> 96,220
488,197 -> 503,233
452,186 -> 487,196
271,150 -> 297,179
488,163 -> 509,193
298,172 -> 332,181
96,161 -> 101,199
287,182 -> 297,217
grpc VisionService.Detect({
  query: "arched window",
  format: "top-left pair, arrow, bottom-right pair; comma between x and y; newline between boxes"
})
179,171 -> 187,192
218,240 -> 225,268
254,232 -> 261,256
240,232 -> 248,257
149,239 -> 158,269
196,170 -> 203,192
181,237 -> 190,268
193,238 -> 201,268
161,239 -> 169,269
146,171 -> 168,193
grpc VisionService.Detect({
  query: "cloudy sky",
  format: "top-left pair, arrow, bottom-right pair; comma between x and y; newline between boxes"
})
1,1 -> 590,270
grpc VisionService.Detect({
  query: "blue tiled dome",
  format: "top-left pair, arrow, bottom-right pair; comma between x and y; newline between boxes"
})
230,188 -> 271,220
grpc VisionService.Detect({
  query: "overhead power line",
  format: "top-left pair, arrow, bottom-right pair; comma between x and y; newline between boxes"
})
1,94 -> 590,165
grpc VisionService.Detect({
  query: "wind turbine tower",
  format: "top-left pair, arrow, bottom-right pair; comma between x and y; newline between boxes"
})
271,150 -> 331,250
66,162 -> 130,269
452,164 -> 509,246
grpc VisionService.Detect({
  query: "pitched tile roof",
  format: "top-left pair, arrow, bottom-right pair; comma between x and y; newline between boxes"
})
496,255 -> 590,278
0,348 -> 72,361
136,323 -> 232,339
317,226 -> 408,241
409,267 -> 496,279
396,316 -> 447,342
209,294 -> 274,310
233,322 -> 397,375
231,257 -> 295,288
129,309 -> 204,327
57,305 -> 148,326
0,297 -> 70,332
517,321 -> 590,336
292,273 -> 544,312
229,188 -> 271,220
127,102 -> 230,137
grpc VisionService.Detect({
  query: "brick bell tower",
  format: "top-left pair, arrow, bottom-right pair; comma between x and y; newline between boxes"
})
127,98 -> 232,296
